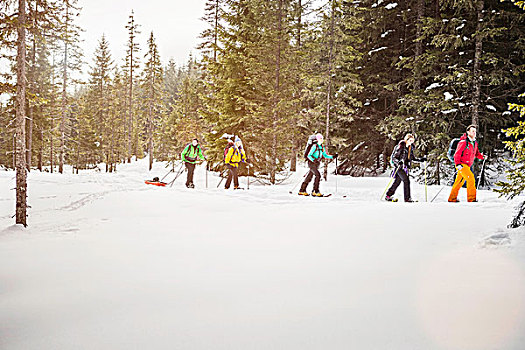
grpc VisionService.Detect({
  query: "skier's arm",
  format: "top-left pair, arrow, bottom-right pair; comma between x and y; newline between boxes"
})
181,145 -> 190,162
322,149 -> 333,160
475,146 -> 484,160
453,140 -> 466,166
412,149 -> 426,162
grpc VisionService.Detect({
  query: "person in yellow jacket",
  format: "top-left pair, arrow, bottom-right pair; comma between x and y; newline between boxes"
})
224,136 -> 248,189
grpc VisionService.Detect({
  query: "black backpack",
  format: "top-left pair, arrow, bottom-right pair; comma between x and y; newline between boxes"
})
447,138 -> 470,163
304,135 -> 318,160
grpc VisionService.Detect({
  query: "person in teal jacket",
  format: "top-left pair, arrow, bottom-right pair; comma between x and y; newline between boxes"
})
181,138 -> 205,188
299,133 -> 335,197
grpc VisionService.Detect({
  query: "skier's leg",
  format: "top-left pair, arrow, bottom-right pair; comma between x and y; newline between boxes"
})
312,165 -> 321,193
300,164 -> 314,192
448,170 -> 466,201
187,163 -> 195,185
386,172 -> 402,197
225,166 -> 233,189
233,167 -> 239,188
185,162 -> 191,186
463,166 -> 477,201
398,169 -> 411,201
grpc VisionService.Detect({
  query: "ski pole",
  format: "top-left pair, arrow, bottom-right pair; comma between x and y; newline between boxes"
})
288,170 -> 309,194
161,161 -> 183,182
217,168 -> 229,188
476,158 -> 487,190
431,170 -> 456,203
335,155 -> 338,195
424,160 -> 428,202
247,164 -> 250,190
169,163 -> 187,187
430,185 -> 446,203
205,161 -> 208,189
380,166 -> 400,200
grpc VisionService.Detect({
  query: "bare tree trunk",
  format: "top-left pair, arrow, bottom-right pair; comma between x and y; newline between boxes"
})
26,1 -> 37,171
16,0 -> 28,226
471,0 -> 484,127
290,0 -> 302,173
148,104 -> 153,170
38,126 -> 43,171
324,0 -> 335,180
59,5 -> 69,174
270,0 -> 283,184
414,0 -> 424,91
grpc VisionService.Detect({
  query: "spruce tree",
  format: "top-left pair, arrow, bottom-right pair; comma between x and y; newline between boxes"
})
57,0 -> 83,173
124,10 -> 141,162
87,34 -> 113,171
141,31 -> 164,171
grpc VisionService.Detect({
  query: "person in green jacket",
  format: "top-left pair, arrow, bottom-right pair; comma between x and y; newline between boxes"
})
181,138 -> 205,188
299,133 -> 335,197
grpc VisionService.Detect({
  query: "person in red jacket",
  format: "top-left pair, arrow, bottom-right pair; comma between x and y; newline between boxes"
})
448,125 -> 485,202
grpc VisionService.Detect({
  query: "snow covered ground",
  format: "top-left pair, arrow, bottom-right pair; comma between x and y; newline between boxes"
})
1,159 -> 524,350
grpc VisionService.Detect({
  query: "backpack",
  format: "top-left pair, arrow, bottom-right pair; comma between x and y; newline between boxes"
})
224,145 -> 233,162
389,145 -> 398,168
185,144 -> 198,162
304,135 -> 318,160
447,138 -> 471,163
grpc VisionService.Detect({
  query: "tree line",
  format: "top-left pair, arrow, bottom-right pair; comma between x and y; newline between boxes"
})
1,0 -> 524,226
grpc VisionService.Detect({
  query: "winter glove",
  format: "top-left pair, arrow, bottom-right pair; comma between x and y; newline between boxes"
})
398,160 -> 404,168
334,153 -> 339,159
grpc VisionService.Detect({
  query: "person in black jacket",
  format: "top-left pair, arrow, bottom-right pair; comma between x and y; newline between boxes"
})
385,133 -> 426,202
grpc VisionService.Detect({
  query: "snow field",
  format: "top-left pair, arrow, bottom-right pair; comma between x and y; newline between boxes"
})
1,159 -> 525,350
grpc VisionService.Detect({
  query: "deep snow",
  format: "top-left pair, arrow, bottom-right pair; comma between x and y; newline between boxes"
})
1,159 -> 524,350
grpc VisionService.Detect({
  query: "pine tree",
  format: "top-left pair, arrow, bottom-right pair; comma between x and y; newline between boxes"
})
57,0 -> 83,173
124,10 -> 141,162
88,34 -> 113,170
141,31 -> 164,170
495,0 -> 525,228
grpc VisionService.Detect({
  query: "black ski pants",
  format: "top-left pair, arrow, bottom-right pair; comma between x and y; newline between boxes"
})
300,161 -> 321,193
387,167 -> 411,201
185,162 -> 196,186
225,165 -> 239,189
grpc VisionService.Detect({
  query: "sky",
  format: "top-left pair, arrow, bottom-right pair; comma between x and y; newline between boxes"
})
77,0 -> 208,70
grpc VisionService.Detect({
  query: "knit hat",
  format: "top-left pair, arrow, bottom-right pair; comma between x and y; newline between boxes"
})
315,133 -> 324,144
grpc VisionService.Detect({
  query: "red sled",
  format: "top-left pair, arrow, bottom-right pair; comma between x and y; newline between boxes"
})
145,180 -> 167,187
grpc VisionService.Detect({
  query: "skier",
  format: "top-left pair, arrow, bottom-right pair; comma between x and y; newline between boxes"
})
224,136 -> 248,190
448,125 -> 485,203
181,138 -> 206,188
385,133 -> 425,202
298,133 -> 334,197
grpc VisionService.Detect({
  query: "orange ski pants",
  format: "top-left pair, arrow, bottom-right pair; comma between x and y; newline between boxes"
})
448,165 -> 477,202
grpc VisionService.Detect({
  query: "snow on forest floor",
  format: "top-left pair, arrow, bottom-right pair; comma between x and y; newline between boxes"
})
1,159 -> 525,350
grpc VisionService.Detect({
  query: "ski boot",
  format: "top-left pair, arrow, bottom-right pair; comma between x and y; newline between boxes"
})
189,183 -> 195,188
448,198 -> 460,203
405,198 -> 417,203
312,191 -> 323,197
298,192 -> 309,196
234,186 -> 244,190
385,195 -> 398,202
